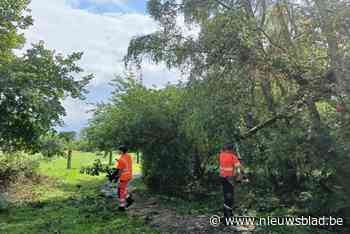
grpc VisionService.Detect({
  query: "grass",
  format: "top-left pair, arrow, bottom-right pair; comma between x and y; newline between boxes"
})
39,151 -> 141,177
0,151 -> 157,234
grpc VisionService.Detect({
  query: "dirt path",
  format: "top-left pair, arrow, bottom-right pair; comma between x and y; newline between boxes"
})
128,190 -> 255,234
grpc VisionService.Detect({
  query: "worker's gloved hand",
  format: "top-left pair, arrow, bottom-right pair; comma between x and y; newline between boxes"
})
236,174 -> 249,184
241,175 -> 249,183
106,168 -> 119,182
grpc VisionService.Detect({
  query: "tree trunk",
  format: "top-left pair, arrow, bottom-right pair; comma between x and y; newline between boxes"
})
67,149 -> 72,169
108,151 -> 113,165
192,150 -> 201,179
314,0 -> 344,94
244,69 -> 258,129
136,152 -> 140,164
306,98 -> 322,138
260,75 -> 276,114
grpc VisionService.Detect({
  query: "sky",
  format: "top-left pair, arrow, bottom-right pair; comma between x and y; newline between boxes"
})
25,0 -> 184,133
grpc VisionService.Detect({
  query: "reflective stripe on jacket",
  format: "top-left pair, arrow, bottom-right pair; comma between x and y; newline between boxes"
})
117,153 -> 132,181
219,151 -> 240,177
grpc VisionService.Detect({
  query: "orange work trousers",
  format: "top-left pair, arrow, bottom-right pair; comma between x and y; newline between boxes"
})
118,180 -> 130,207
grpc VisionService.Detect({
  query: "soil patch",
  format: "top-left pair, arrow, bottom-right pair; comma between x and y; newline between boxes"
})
128,190 -> 255,234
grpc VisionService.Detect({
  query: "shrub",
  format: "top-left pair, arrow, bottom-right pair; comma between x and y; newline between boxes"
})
0,153 -> 39,187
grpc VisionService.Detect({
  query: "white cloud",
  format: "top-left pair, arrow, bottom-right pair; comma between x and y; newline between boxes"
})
26,0 -> 158,86
176,14 -> 200,40
25,0 -> 183,132
58,97 -> 94,131
141,63 -> 186,87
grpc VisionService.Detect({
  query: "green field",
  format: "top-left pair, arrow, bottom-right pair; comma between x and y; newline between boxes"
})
39,151 -> 141,180
0,152 -> 156,234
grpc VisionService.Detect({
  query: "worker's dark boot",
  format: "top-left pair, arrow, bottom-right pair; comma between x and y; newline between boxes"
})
126,196 -> 134,208
223,204 -> 235,226
118,206 -> 126,212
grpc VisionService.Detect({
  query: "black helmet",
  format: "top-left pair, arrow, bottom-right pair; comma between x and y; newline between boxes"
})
118,145 -> 128,153
223,143 -> 234,151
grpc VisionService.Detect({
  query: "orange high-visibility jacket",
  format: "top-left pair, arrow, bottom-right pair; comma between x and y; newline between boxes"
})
219,151 -> 241,177
116,153 -> 133,181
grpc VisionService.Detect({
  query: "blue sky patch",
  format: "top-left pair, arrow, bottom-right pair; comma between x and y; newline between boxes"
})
70,0 -> 148,14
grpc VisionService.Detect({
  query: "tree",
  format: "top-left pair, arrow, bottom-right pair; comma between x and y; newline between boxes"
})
84,104 -> 117,165
84,74 -> 143,165
126,0 -> 350,134
0,0 -> 92,152
85,75 -> 192,194
0,0 -> 32,63
39,134 -> 65,158
124,0 -> 350,219
58,131 -> 76,169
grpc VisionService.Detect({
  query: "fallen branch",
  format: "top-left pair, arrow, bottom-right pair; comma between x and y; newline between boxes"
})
241,114 -> 285,140
239,90 -> 312,140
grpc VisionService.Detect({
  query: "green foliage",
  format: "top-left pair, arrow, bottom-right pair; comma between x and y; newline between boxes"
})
80,159 -> 111,176
124,0 -> 350,228
39,134 -> 66,158
0,1 -> 92,152
74,139 -> 95,152
0,0 -> 33,63
0,152 -> 39,187
86,74 -> 245,195
58,131 -> 76,143
85,76 -> 192,195
0,42 -> 92,152
85,2 -> 350,232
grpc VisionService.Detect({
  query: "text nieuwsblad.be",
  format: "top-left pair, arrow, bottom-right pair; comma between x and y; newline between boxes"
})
223,216 -> 344,226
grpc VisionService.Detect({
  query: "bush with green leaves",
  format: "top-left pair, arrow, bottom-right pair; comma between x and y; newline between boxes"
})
38,134 -> 66,158
0,153 -> 39,187
80,159 -> 110,176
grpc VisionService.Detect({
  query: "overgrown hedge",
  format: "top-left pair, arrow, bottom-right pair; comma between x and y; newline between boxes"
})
0,153 -> 39,188
85,77 -> 350,233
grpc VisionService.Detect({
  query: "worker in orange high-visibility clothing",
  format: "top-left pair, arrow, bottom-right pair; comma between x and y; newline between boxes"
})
219,143 -> 245,224
116,145 -> 134,211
